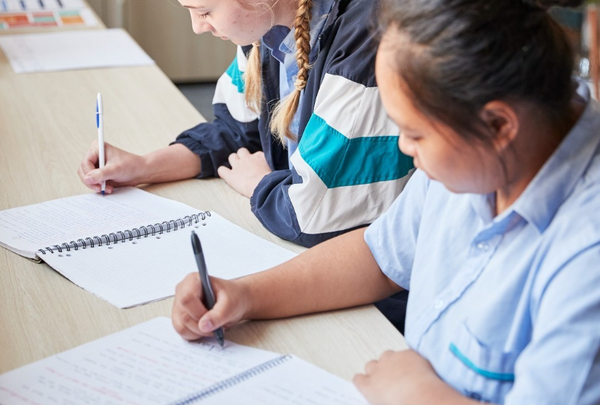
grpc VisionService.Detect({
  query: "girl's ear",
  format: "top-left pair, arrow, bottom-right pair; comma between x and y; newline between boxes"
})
479,101 -> 519,152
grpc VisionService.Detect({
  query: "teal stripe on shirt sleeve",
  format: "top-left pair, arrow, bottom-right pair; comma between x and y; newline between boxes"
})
298,114 -> 414,188
225,58 -> 245,93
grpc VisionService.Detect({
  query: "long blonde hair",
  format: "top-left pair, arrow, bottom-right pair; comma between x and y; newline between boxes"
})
244,0 -> 314,143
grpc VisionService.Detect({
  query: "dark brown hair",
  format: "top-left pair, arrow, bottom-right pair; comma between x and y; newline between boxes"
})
378,0 -> 585,144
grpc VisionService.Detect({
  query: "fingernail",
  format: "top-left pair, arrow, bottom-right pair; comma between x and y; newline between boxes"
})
200,319 -> 214,332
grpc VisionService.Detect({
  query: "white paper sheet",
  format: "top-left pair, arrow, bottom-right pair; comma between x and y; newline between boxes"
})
195,355 -> 369,405
0,318 -> 281,405
0,187 -> 197,258
0,187 -> 297,308
0,318 -> 368,405
0,28 -> 154,73
41,210 -> 297,308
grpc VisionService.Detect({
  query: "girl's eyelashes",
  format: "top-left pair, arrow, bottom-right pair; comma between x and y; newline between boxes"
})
195,11 -> 209,19
401,132 -> 422,141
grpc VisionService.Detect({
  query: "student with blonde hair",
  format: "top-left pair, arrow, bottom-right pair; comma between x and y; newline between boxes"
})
172,0 -> 600,403
78,0 -> 414,249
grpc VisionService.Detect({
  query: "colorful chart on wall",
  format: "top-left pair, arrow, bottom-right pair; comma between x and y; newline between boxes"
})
0,0 -> 97,29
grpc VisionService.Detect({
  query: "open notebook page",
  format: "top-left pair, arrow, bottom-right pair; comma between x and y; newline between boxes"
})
0,187 -> 209,259
0,318 -> 281,405
41,212 -> 296,308
183,355 -> 369,405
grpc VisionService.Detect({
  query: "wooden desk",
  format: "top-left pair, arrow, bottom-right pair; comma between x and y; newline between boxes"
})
0,35 -> 406,382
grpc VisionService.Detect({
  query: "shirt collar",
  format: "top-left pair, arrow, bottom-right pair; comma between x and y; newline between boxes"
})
513,79 -> 600,232
262,0 -> 338,64
279,0 -> 335,56
262,25 -> 290,64
470,78 -> 600,233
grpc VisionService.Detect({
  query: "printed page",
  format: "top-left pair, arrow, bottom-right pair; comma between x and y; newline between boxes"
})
0,187 -> 199,259
195,355 -> 369,405
41,212 -> 297,308
0,317 -> 281,405
1,0 -> 85,12
0,29 -> 154,74
0,0 -> 97,30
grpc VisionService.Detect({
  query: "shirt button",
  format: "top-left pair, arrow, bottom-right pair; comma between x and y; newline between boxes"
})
434,299 -> 445,310
476,242 -> 489,251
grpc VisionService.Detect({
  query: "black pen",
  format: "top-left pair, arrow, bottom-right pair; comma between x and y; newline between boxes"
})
190,230 -> 225,347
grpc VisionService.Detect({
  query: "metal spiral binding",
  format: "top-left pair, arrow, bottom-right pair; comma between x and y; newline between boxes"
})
169,355 -> 292,405
37,211 -> 211,255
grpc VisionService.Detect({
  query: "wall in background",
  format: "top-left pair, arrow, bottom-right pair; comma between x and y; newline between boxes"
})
87,0 -> 235,82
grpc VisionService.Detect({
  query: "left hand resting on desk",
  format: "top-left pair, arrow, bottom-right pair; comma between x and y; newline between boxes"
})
354,349 -> 479,405
217,148 -> 272,198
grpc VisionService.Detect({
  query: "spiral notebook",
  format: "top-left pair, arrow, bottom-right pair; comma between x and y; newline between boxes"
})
0,187 -> 296,308
0,317 -> 368,405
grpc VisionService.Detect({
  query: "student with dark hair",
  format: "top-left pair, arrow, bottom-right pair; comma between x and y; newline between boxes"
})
172,0 -> 600,403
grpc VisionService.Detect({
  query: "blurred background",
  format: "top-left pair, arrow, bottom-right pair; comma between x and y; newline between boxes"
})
87,0 -> 235,121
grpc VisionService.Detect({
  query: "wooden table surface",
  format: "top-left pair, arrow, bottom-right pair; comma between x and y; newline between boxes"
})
0,28 -> 406,381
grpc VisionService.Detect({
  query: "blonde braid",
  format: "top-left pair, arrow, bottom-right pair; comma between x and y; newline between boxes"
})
270,0 -> 313,143
244,41 -> 263,114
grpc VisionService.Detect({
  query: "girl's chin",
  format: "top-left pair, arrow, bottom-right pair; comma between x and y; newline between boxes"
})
420,169 -> 436,182
230,38 -> 257,47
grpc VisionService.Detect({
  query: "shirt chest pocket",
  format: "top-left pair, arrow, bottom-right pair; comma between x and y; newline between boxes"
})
445,322 -> 520,403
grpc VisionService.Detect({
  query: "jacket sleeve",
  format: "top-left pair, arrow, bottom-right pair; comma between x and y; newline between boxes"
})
172,46 -> 261,178
250,7 -> 414,248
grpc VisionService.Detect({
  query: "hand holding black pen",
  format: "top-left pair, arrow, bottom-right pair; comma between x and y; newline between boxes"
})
191,230 -> 225,347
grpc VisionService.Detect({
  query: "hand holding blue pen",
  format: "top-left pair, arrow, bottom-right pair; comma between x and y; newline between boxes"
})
191,230 -> 225,347
96,93 -> 106,195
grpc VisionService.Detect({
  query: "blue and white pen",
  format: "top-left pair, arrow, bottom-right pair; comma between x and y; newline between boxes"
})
96,93 -> 106,196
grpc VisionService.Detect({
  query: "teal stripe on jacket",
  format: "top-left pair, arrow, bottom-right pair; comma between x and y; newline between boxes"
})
225,59 -> 245,93
299,114 -> 414,188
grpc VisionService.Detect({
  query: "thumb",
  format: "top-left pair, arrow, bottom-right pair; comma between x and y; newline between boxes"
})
217,165 -> 231,180
85,163 -> 120,185
84,168 -> 107,185
83,168 -> 115,194
198,294 -> 236,333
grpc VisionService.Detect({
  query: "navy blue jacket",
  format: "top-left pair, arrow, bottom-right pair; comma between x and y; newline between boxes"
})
174,0 -> 414,247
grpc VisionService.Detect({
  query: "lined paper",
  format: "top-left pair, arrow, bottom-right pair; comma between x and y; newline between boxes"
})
0,187 -> 295,308
41,211 -> 296,308
0,318 -> 368,405
193,356 -> 369,405
0,187 -> 196,259
0,318 -> 281,405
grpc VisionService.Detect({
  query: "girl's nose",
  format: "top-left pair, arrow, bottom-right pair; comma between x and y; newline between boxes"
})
398,134 -> 415,158
189,12 -> 213,35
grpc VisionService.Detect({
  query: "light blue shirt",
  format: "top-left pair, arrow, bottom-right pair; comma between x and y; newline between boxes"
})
262,0 -> 335,166
365,80 -> 600,404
